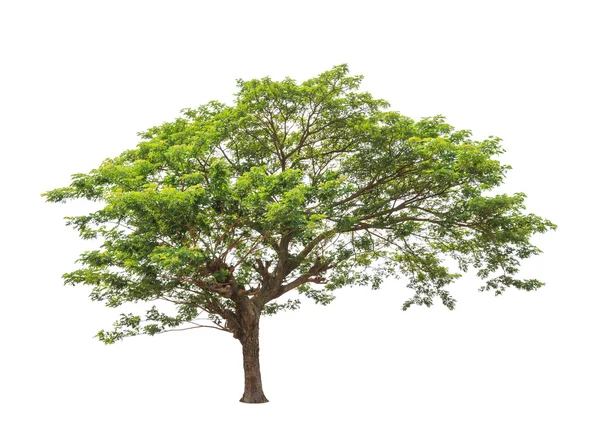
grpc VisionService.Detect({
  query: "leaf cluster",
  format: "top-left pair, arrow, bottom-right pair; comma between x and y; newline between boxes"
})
43,65 -> 556,342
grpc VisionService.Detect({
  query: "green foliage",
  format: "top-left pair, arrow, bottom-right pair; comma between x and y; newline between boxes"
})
43,64 -> 555,343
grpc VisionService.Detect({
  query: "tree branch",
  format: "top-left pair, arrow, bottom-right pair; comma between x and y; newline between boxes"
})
159,324 -> 230,334
276,258 -> 332,299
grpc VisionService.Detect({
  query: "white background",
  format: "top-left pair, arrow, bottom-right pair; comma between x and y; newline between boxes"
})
1,0 -> 598,440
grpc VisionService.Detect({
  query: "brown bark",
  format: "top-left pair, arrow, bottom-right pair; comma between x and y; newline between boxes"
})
238,300 -> 269,403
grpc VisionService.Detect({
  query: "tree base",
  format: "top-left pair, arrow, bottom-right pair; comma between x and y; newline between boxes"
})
239,392 -> 269,404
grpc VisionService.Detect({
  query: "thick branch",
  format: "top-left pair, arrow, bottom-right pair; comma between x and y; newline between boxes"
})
274,258 -> 332,300
280,274 -> 326,295
191,277 -> 233,298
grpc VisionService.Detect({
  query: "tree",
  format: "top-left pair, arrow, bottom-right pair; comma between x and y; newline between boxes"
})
43,65 -> 556,403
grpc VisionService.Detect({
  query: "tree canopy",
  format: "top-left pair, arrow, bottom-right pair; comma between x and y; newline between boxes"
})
43,65 -> 555,402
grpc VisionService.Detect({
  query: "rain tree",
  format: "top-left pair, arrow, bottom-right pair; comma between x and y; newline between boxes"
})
43,65 -> 555,403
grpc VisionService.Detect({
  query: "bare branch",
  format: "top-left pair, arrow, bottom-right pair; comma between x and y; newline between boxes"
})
159,324 -> 230,334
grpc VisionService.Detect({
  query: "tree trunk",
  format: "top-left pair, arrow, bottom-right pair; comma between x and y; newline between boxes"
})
238,304 -> 268,403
